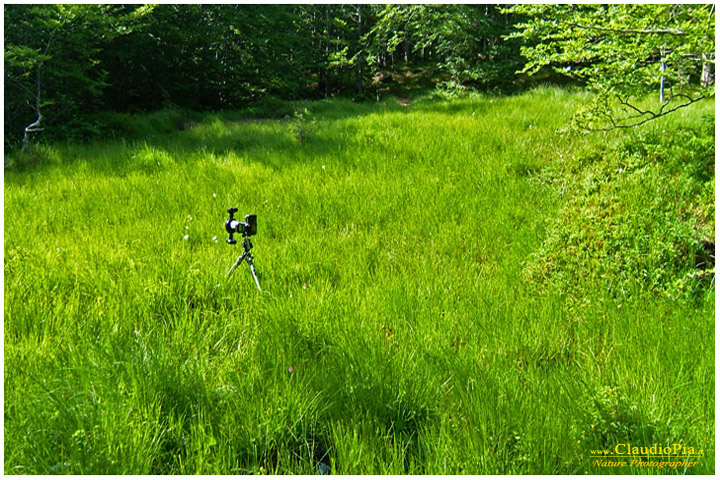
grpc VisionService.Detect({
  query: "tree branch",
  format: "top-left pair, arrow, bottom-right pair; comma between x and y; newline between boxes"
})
585,94 -> 709,132
6,76 -> 37,99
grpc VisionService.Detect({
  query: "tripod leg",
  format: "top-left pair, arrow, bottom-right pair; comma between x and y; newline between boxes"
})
246,257 -> 262,292
226,252 -> 248,278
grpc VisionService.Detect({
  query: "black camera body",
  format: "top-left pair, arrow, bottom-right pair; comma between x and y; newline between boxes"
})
225,208 -> 257,244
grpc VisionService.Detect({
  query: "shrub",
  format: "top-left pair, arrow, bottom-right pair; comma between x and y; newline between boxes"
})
524,116 -> 715,300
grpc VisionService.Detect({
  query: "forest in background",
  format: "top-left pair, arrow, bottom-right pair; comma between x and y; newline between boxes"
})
5,4 -> 714,148
4,4 -> 522,147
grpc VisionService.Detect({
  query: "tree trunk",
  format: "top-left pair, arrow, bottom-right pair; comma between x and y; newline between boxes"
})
404,33 -> 409,63
660,46 -> 666,103
356,4 -> 363,96
325,4 -> 330,97
22,67 -> 43,150
701,52 -> 715,88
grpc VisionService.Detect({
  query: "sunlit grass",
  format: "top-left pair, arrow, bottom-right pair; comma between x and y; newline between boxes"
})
4,88 -> 714,474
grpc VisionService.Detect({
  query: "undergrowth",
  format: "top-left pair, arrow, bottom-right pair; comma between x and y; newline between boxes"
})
525,112 -> 715,301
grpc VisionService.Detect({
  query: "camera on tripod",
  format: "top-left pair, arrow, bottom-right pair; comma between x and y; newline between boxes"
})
224,207 -> 262,291
225,208 -> 257,244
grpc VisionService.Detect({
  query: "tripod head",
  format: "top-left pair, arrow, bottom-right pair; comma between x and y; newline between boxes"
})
225,208 -> 257,244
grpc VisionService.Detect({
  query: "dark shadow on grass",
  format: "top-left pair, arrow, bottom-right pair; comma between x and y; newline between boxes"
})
410,97 -> 492,117
4,98 -> 419,180
308,340 -> 436,474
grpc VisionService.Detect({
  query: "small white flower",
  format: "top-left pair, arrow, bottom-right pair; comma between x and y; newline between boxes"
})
183,234 -> 189,240
322,165 -> 326,170
212,236 -> 218,243
212,193 -> 216,198
185,225 -> 189,230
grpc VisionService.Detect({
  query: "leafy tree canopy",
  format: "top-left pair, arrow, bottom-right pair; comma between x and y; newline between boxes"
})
508,4 -> 715,130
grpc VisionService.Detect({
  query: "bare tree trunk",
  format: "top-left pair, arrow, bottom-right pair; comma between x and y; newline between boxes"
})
20,28 -> 59,150
404,5 -> 410,63
357,4 -> 363,96
325,4 -> 330,98
701,52 -> 715,88
22,68 -> 43,151
659,45 -> 666,104
404,33 -> 409,63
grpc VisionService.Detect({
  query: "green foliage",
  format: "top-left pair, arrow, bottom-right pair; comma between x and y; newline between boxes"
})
96,5 -> 315,111
509,4 -> 715,130
4,4 -> 155,147
368,5 -> 523,90
4,90 -> 714,474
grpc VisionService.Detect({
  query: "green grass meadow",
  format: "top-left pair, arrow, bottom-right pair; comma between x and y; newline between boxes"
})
4,88 -> 715,474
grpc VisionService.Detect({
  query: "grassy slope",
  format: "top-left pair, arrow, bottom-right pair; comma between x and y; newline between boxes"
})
4,88 -> 714,474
